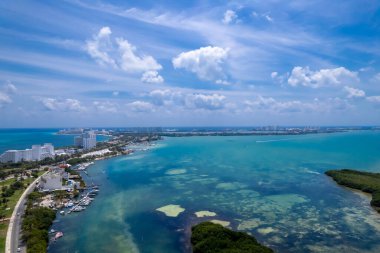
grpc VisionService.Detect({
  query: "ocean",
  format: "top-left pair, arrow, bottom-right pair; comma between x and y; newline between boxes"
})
0,129 -> 108,153
10,130 -> 380,252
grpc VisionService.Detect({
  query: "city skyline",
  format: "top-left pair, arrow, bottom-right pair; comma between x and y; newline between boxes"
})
1,1 -> 380,127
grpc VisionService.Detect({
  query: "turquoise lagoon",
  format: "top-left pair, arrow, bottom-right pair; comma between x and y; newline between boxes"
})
48,131 -> 380,253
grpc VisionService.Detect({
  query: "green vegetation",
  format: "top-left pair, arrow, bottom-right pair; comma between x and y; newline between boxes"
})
326,169 -> 380,211
0,172 -> 44,252
191,222 -> 273,253
22,207 -> 56,253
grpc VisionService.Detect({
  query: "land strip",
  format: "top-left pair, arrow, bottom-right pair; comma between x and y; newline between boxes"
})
325,169 -> 380,212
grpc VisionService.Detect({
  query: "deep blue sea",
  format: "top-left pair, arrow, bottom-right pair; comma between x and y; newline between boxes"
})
4,129 -> 380,252
0,129 -> 108,153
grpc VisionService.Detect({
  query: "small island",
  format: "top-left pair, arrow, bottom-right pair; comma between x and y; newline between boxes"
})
191,222 -> 273,253
325,169 -> 380,212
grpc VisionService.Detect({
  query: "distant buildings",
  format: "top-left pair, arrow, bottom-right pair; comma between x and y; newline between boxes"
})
74,131 -> 97,150
0,143 -> 55,163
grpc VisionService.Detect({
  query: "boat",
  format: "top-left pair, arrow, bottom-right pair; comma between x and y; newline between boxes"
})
54,231 -> 64,240
60,210 -> 65,215
72,206 -> 86,212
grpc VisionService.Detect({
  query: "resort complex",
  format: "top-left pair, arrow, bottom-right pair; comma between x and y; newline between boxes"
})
0,144 -> 55,163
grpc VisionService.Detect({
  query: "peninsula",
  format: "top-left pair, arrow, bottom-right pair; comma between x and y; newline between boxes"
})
325,169 -> 380,212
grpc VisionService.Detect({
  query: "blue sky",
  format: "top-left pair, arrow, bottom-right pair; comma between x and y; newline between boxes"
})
1,0 -> 380,127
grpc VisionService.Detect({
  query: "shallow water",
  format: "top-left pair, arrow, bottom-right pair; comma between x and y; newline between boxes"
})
48,131 -> 380,253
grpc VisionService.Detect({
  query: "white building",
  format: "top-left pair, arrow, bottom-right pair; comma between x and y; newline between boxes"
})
74,131 -> 96,150
0,143 -> 55,163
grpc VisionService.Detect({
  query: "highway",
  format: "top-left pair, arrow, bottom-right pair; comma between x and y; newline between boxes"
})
6,174 -> 45,253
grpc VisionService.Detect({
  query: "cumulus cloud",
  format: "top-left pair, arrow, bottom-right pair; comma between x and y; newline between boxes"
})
127,100 -> 155,113
172,46 -> 229,82
148,89 -> 228,111
0,92 -> 11,108
244,95 -> 352,113
271,71 -> 288,84
148,89 -> 182,106
367,96 -> 380,103
86,26 -> 163,82
141,70 -> 164,83
244,96 -> 312,113
222,10 -> 237,24
4,81 -> 17,94
93,101 -> 118,113
287,66 -> 359,88
215,79 -> 230,85
344,86 -> 365,98
41,98 -> 85,112
0,82 -> 17,108
86,26 -> 117,68
270,72 -> 278,79
185,93 -> 226,110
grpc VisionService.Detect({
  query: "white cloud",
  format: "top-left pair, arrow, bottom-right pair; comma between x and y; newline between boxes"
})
85,26 -> 117,68
116,38 -> 162,73
271,71 -> 288,84
141,70 -> 164,83
148,89 -> 182,106
244,96 -> 311,113
86,26 -> 163,81
172,46 -> 229,81
244,95 -> 351,113
41,98 -> 85,112
93,101 -> 117,113
215,79 -> 230,85
148,89 -> 228,111
367,96 -> 380,103
0,82 -> 17,108
252,11 -> 274,22
185,93 -> 226,110
264,14 -> 273,22
98,26 -> 112,38
344,86 -> 365,98
112,91 -> 119,96
0,92 -> 11,108
222,10 -> 237,24
288,66 -> 359,88
127,100 -> 155,112
4,81 -> 17,94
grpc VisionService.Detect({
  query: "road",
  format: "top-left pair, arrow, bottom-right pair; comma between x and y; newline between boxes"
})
5,173 -> 46,253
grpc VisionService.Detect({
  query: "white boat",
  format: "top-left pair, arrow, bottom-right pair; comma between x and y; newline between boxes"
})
54,231 -> 64,240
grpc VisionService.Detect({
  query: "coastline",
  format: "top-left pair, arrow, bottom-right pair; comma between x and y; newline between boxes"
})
325,169 -> 380,213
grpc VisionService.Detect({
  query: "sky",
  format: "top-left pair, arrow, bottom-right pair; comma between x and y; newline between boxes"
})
0,0 -> 380,127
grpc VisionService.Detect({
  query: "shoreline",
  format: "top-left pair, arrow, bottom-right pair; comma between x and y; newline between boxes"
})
325,169 -> 380,213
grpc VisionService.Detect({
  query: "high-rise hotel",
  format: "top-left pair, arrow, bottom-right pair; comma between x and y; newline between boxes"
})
74,131 -> 97,150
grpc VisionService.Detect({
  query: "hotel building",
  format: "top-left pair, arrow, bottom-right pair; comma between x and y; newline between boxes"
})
0,143 -> 55,163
